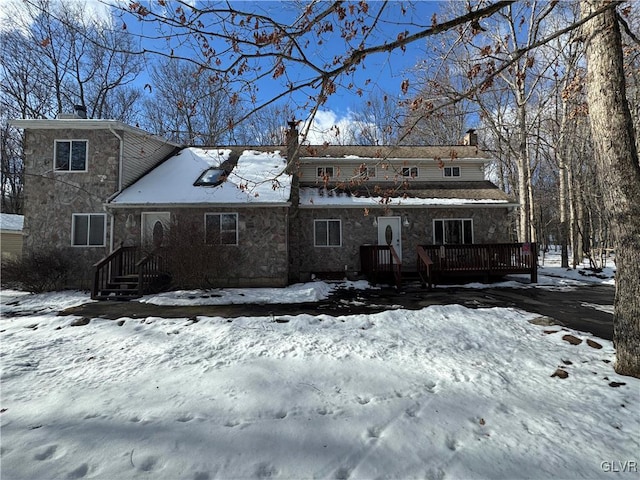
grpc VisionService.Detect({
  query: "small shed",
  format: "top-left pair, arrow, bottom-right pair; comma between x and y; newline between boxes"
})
0,213 -> 24,259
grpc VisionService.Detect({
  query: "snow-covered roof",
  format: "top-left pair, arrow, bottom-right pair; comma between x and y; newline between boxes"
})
0,213 -> 24,232
299,183 -> 516,208
296,144 -> 490,160
110,147 -> 291,206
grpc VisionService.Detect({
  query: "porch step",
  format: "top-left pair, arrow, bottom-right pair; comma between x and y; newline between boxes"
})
94,294 -> 141,301
112,274 -> 138,283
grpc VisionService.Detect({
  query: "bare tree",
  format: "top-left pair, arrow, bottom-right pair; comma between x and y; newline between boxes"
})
142,58 -> 238,145
581,0 -> 640,378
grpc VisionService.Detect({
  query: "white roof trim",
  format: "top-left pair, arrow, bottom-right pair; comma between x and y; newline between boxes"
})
9,119 -> 181,148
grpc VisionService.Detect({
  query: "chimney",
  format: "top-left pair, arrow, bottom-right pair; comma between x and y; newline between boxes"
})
285,120 -> 299,175
74,105 -> 87,119
463,129 -> 478,146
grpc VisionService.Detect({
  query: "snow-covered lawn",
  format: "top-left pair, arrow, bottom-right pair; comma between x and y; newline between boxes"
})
1,251 -> 637,479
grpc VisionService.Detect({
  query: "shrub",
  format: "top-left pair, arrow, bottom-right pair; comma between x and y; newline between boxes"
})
155,221 -> 245,290
1,248 -> 77,293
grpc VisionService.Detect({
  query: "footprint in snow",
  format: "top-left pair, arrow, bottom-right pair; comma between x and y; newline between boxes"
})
445,434 -> 460,451
334,466 -> 352,480
137,455 -> 160,472
67,463 -> 89,479
405,403 -> 420,418
34,444 -> 59,461
193,472 -> 211,480
255,462 -> 278,478
176,413 -> 194,423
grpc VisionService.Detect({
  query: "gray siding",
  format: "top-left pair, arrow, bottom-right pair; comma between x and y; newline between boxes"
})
298,159 -> 486,184
121,131 -> 178,188
1,232 -> 23,258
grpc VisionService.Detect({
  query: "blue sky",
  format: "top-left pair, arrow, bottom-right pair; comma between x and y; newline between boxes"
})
120,1 -> 443,119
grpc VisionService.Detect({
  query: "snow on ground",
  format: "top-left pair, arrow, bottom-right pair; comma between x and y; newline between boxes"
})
2,250 -> 635,480
139,281 -> 340,306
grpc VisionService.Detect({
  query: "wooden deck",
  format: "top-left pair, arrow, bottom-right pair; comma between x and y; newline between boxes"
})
361,243 -> 538,288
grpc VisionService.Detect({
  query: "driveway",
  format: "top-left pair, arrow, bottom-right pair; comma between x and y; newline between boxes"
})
60,282 -> 615,340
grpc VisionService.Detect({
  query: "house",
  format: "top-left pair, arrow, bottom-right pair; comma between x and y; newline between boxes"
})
291,139 -> 519,283
0,213 -> 24,259
10,115 -> 180,287
11,116 -> 533,297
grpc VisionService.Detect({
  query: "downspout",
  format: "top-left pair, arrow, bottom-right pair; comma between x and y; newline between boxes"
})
107,125 -> 124,252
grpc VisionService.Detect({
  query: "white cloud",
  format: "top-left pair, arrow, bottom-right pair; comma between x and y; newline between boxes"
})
301,109 -> 378,145
0,0 -> 115,34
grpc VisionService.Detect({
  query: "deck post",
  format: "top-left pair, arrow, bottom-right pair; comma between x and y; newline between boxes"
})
531,242 -> 538,283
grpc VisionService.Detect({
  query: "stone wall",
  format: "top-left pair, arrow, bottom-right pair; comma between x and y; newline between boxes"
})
110,206 -> 289,287
22,128 -> 121,287
296,206 -> 513,281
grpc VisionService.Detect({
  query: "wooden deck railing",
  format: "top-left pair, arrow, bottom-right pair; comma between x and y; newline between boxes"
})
420,243 -> 537,283
360,245 -> 402,288
92,244 -> 139,299
416,246 -> 434,289
137,251 -> 166,294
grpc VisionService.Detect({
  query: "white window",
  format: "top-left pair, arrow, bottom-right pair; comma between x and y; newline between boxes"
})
55,140 -> 88,171
72,214 -> 106,246
433,219 -> 473,245
314,219 -> 341,247
205,213 -> 238,245
402,166 -> 418,178
444,166 -> 461,177
317,166 -> 334,179
356,165 -> 376,179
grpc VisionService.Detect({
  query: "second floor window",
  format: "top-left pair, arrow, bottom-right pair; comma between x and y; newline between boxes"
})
55,140 -> 88,171
402,167 -> 418,178
317,166 -> 334,179
444,166 -> 461,177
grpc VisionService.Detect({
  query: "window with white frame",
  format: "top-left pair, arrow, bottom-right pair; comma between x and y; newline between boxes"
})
55,140 -> 88,171
72,213 -> 106,246
433,219 -> 473,244
205,213 -> 238,245
356,165 -> 376,179
444,166 -> 461,177
317,166 -> 334,179
314,219 -> 341,247
402,166 -> 418,178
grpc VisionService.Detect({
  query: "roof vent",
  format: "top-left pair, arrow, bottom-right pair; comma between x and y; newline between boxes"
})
74,105 -> 87,119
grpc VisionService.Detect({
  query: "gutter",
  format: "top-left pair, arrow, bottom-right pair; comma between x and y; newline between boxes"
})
105,202 -> 292,209
107,125 -> 124,252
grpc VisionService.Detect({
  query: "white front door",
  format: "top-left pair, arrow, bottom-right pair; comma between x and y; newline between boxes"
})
142,212 -> 171,249
377,216 -> 402,261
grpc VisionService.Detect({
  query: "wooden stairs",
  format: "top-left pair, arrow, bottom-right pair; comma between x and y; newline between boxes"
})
92,245 -> 169,301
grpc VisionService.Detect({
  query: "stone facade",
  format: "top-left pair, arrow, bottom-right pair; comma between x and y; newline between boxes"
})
296,206 -> 513,281
22,128 -> 121,287
17,121 -> 517,290
110,206 -> 289,287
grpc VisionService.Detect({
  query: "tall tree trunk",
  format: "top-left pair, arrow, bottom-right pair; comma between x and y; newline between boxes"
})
582,1 -> 640,378
516,99 -> 531,242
